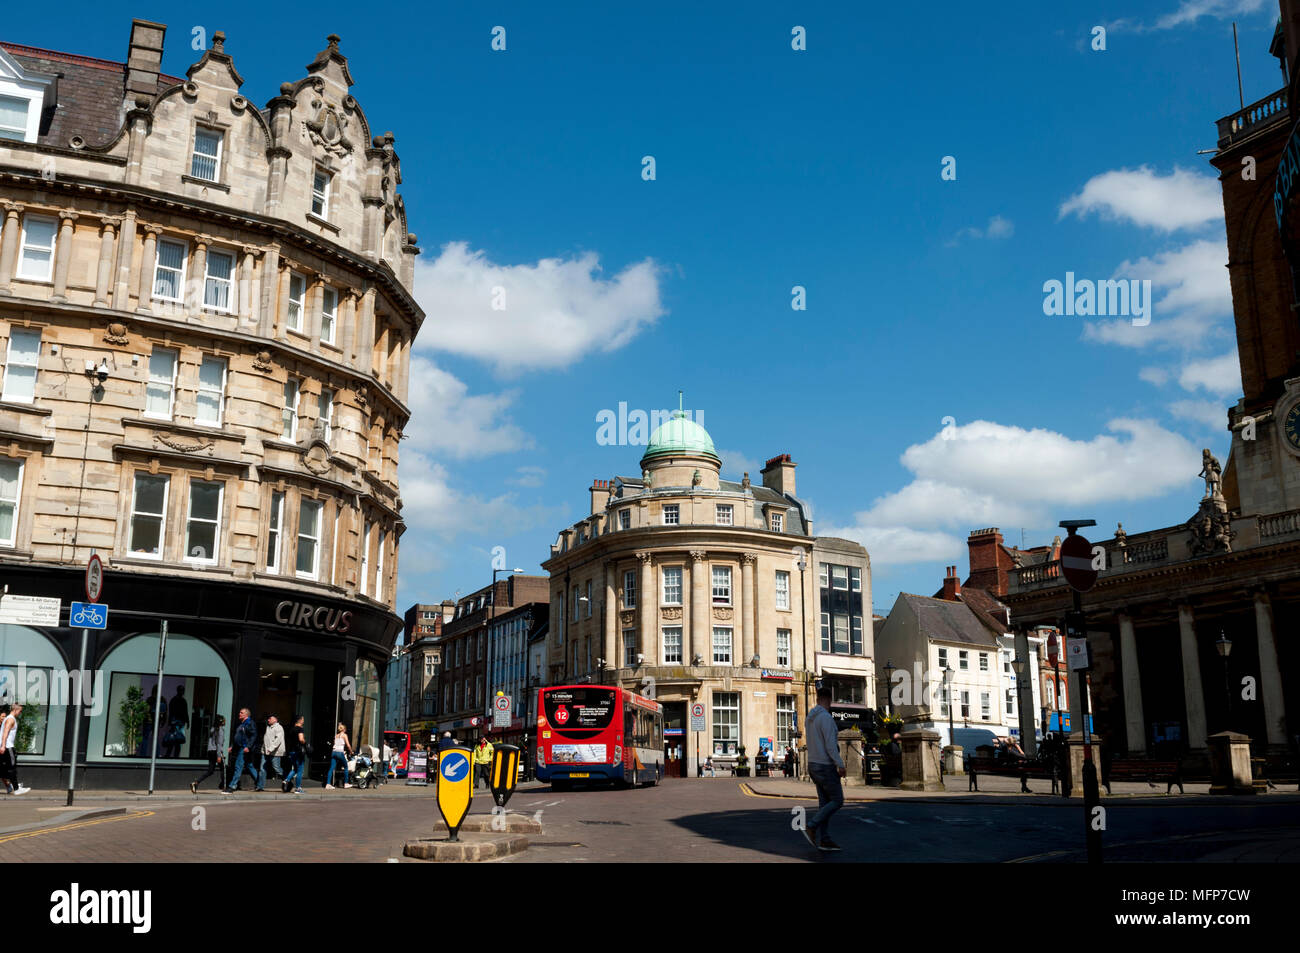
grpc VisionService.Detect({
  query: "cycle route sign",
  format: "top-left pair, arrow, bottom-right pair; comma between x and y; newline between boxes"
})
69,601 -> 109,630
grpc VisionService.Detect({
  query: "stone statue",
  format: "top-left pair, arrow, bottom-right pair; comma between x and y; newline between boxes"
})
642,468 -> 652,488
741,471 -> 751,491
1114,522 -> 1127,548
1200,448 -> 1223,502
691,468 -> 702,487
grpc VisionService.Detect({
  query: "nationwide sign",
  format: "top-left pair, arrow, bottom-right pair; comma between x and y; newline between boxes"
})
760,668 -> 794,680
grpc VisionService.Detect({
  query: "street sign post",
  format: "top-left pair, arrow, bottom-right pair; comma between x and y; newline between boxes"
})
493,693 -> 512,728
67,551 -> 107,805
490,744 -> 520,809
1059,520 -> 1101,864
691,702 -> 705,777
436,745 -> 474,841
68,602 -> 108,629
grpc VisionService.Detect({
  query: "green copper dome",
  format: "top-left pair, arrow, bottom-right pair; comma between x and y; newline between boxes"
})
642,410 -> 721,465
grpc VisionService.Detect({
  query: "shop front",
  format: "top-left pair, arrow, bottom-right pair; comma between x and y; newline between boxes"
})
0,562 -> 400,789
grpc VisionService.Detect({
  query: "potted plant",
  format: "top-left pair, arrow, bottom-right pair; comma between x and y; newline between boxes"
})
119,685 -> 149,757
734,744 -> 750,777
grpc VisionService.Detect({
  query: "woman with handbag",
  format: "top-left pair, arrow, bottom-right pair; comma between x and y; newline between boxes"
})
190,715 -> 225,793
324,722 -> 351,789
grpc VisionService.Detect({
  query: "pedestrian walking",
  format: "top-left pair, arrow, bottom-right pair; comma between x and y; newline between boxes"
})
325,722 -> 352,789
257,714 -> 285,791
800,686 -> 844,852
0,704 -> 29,796
190,715 -> 226,793
282,715 -> 309,793
225,708 -> 258,793
473,736 -> 494,788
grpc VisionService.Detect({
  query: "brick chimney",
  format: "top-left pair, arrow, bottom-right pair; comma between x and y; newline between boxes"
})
590,478 -> 611,515
941,565 -> 961,601
966,527 -> 1007,594
125,19 -> 166,100
760,453 -> 796,497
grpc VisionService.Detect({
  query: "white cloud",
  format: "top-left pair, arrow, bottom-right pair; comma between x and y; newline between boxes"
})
1177,350 -> 1242,395
1140,366 -> 1171,386
1169,399 -> 1229,431
717,448 -> 760,481
1153,0 -> 1266,31
507,465 -> 547,488
1060,166 -> 1222,232
822,418 -> 1200,566
412,241 -> 665,373
1082,240 -> 1231,349
404,355 -> 532,459
947,215 -> 1014,245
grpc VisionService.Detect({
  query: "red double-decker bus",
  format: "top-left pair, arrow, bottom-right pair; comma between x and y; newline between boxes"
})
536,685 -> 663,789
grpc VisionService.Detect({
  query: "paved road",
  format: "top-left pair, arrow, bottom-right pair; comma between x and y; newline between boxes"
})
2,779 -> 1296,863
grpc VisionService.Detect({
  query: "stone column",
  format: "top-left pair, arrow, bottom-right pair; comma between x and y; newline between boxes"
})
113,210 -> 137,309
375,319 -> 390,384
239,248 -> 257,327
188,236 -> 209,315
0,203 -> 21,293
136,226 -> 158,312
637,552 -> 654,665
93,216 -> 119,306
603,565 -> 617,670
356,285 -> 376,370
740,552 -> 756,667
1176,602 -> 1208,749
397,334 -> 411,403
690,551 -> 709,665
1117,612 -> 1145,754
308,274 -> 324,346
50,211 -> 78,302
1014,627 -> 1037,757
339,290 -> 357,360
258,243 -> 280,337
1253,589 -> 1287,746
899,729 -> 944,792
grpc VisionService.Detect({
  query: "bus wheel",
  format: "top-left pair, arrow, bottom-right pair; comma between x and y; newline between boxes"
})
632,767 -> 640,788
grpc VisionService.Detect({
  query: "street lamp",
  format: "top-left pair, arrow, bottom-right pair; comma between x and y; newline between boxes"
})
1216,630 -> 1233,731
942,665 -> 955,753
796,550 -> 809,716
882,660 -> 895,717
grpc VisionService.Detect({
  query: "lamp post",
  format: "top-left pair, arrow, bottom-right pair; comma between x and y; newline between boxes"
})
796,549 -> 810,722
1012,657 -> 1026,751
943,664 -> 955,757
882,660 -> 895,717
1216,631 -> 1233,732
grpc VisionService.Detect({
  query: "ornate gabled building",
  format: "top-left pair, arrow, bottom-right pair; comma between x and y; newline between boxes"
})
0,20 -> 420,785
542,409 -> 874,776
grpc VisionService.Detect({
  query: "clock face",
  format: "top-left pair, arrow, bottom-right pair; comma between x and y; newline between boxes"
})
1287,403 -> 1300,451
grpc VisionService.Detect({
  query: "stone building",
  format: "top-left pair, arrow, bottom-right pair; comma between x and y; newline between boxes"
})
542,409 -> 874,776
1003,18 -> 1300,768
0,21 -> 420,786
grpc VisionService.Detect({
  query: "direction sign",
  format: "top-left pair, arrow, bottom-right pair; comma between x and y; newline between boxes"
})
0,595 -> 60,626
69,601 -> 108,630
436,746 -> 473,841
690,702 -> 705,733
84,554 -> 104,603
1059,533 -> 1098,592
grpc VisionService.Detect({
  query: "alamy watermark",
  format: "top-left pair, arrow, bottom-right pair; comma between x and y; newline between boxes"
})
0,665 -> 104,715
595,402 -> 705,446
1042,273 -> 1151,326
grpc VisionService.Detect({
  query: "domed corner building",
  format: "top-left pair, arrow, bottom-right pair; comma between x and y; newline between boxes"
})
542,408 -> 876,777
0,21 -> 421,787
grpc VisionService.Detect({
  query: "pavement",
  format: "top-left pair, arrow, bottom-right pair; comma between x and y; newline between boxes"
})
744,773 -> 1300,805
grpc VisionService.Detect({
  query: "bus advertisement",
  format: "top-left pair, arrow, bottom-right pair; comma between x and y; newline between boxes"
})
536,685 -> 664,789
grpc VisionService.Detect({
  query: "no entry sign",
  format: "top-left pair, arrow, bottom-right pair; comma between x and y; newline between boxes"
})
1059,533 -> 1098,592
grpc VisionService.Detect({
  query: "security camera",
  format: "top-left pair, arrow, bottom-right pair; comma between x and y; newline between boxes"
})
96,359 -> 109,383
636,653 -> 644,664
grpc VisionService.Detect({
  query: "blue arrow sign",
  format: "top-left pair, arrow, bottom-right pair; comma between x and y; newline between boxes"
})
69,601 -> 108,630
439,751 -> 469,783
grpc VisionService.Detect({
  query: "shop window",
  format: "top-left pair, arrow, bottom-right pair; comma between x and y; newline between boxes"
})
102,671 -> 220,759
711,691 -> 739,756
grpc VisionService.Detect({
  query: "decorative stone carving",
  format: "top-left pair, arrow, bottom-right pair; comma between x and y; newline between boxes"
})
252,350 -> 274,372
713,607 -> 733,621
356,384 -> 369,408
303,443 -> 331,475
636,551 -> 653,564
1200,448 -> 1224,502
1188,451 -> 1234,555
661,607 -> 683,621
690,550 -> 707,563
620,610 -> 636,625
305,91 -> 354,157
642,468 -> 652,488
691,652 -> 703,666
741,471 -> 751,491
153,432 -> 213,454
104,322 -> 129,345
740,552 -> 757,565
691,468 -> 702,487
1114,522 -> 1128,548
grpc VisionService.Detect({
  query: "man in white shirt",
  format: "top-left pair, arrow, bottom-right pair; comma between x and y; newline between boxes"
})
801,685 -> 846,852
256,714 -> 286,792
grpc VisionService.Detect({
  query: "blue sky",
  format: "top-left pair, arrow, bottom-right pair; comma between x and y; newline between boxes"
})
7,0 -> 1277,620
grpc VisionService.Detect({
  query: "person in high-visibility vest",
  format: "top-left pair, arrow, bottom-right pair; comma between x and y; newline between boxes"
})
472,737 -> 494,789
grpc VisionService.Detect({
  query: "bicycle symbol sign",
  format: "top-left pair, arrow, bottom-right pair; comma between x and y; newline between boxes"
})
69,601 -> 108,629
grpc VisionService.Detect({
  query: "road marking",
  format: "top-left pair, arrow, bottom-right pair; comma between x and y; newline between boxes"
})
853,817 -> 879,825
0,809 -> 154,844
889,818 -> 908,825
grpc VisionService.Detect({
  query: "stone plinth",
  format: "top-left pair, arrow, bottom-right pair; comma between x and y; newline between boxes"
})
840,730 -> 866,786
403,832 -> 529,861
900,728 -> 943,792
1207,731 -> 1256,795
942,744 -> 964,776
1066,733 -> 1105,798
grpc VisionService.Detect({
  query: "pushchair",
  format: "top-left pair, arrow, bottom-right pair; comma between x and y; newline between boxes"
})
351,745 -> 382,789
